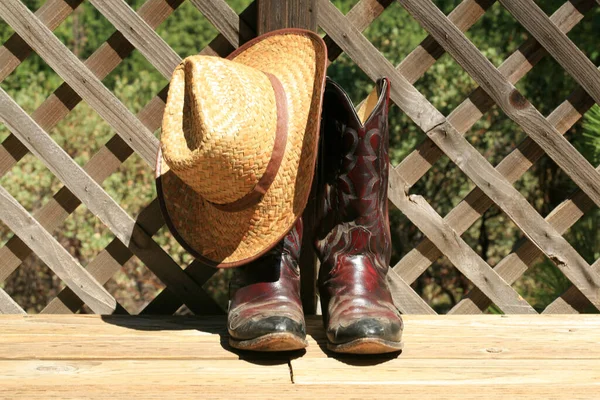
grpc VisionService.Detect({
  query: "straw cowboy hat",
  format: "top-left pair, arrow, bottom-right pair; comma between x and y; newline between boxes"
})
156,29 -> 327,267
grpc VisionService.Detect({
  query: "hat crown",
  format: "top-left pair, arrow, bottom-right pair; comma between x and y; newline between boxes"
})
161,56 -> 279,205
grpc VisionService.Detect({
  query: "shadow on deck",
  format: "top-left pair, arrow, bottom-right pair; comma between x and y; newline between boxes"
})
1,315 -> 599,399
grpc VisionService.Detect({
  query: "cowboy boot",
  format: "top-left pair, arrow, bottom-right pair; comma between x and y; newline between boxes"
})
228,218 -> 307,351
315,77 -> 403,354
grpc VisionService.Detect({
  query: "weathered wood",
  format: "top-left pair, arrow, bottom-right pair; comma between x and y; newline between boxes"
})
2,315 -> 600,359
391,0 -> 592,191
2,315 -> 600,399
398,0 -> 600,210
190,0 -> 255,47
258,0 -> 317,33
88,0 -> 181,79
0,0 -> 257,314
0,89 -> 213,315
0,0 -> 158,167
396,55 -> 598,286
386,181 -> 535,314
447,90 -> 599,314
499,0 -> 600,107
0,0 -> 83,82
0,185 -> 115,315
318,0 -> 600,309
387,269 -> 437,315
0,289 -> 25,314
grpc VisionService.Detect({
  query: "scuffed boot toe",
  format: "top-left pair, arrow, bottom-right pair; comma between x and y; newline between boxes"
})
327,317 -> 403,355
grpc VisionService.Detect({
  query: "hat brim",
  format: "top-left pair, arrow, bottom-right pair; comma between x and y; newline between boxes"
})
156,29 -> 327,268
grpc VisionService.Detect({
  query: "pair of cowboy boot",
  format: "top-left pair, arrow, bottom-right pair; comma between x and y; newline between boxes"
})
228,78 -> 403,354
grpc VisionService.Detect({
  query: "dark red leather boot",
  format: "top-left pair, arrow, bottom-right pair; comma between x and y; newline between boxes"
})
315,77 -> 403,354
228,218 -> 307,351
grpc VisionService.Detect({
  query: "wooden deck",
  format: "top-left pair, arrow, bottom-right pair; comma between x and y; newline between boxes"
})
1,315 -> 599,399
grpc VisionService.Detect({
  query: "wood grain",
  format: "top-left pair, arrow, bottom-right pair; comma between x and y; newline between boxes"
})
0,0 -> 158,167
386,179 -> 535,314
499,0 -> 600,106
398,0 -> 600,209
0,0 -> 83,82
2,314 -> 600,399
0,0 -> 256,314
0,289 -> 25,314
0,184 -> 115,315
0,89 -> 213,315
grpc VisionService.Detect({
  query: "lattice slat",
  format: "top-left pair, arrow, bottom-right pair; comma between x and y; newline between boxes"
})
393,0 -> 596,285
0,0 -> 597,315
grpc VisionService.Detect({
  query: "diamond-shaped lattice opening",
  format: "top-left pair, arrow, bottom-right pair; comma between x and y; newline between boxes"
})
105,256 -> 166,314
389,206 -> 423,267
512,255 -> 573,312
0,152 -> 63,214
565,2 -> 600,65
225,0 -> 256,14
514,152 -> 581,217
157,1 -> 219,59
415,53 -> 478,116
462,1 -> 529,68
49,101 -> 120,167
362,1 -> 428,66
155,224 -> 195,267
57,204 -> 116,266
410,153 -> 476,218
203,268 -> 234,312
563,207 -> 599,266
2,253 -> 66,313
0,54 -> 65,115
413,255 -> 473,314
103,151 -> 156,218
577,104 -> 600,166
513,54 -> 578,117
460,204 -> 522,268
327,52 -> 374,105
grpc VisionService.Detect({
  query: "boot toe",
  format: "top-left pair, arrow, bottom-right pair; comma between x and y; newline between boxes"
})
229,315 -> 306,341
328,317 -> 402,345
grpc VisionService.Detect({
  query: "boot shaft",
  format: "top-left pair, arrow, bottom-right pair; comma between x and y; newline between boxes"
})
316,78 -> 392,270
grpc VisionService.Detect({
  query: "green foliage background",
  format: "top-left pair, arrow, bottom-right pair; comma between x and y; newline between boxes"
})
0,0 -> 598,313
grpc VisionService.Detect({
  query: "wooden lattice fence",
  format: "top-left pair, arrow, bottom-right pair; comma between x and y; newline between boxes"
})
0,0 -> 598,316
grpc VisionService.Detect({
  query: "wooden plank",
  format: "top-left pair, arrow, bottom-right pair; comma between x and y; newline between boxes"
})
499,0 -> 600,107
0,289 -> 25,314
318,0 -> 600,309
0,0 -> 158,167
2,315 -> 600,360
190,0 -> 255,47
1,384 -> 597,400
291,359 -> 600,385
88,0 -> 181,79
386,181 -> 535,314
258,0 -> 317,33
0,0 -> 83,82
0,359 -> 291,386
0,186 -> 115,314
396,53 -> 598,286
398,0 -> 600,209
0,89 -> 212,315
